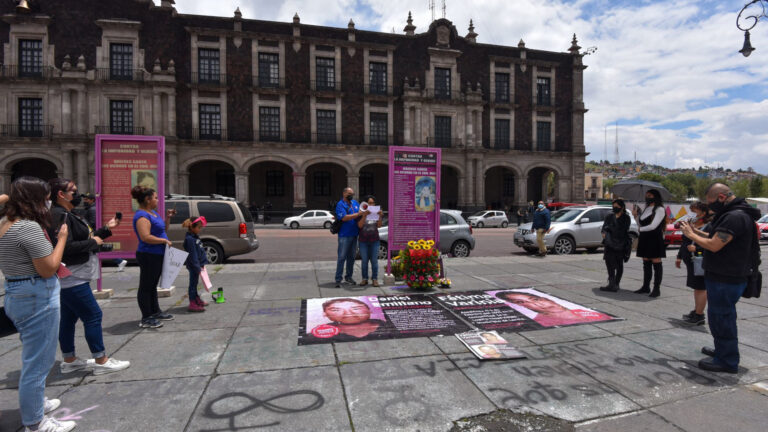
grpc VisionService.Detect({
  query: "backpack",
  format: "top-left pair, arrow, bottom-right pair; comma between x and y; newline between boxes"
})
329,218 -> 343,235
743,220 -> 762,299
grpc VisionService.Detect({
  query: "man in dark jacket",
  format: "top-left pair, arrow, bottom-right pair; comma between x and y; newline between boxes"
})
681,183 -> 761,373
531,201 -> 551,257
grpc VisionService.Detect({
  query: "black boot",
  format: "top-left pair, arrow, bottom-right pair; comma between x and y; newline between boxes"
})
600,276 -> 617,292
649,262 -> 663,297
635,260 -> 652,294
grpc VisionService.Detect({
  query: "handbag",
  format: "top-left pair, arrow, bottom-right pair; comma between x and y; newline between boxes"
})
692,255 -> 705,277
743,221 -> 762,299
329,218 -> 343,235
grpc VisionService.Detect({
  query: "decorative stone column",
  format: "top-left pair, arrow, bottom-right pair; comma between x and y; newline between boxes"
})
465,158 -> 475,207
167,151 -> 178,194
293,172 -> 307,208
76,150 -> 88,192
0,170 -> 11,193
457,175 -> 468,208
153,93 -> 162,135
516,174 -> 528,208
62,89 -> 72,134
347,174 -> 359,195
178,172 -> 189,195
168,92 -> 177,137
235,171 -> 249,204
474,158 -> 484,208
61,149 -> 74,180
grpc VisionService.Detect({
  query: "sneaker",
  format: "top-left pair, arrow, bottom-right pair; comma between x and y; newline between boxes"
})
117,260 -> 128,272
25,415 -> 75,432
195,297 -> 209,307
87,357 -> 131,376
682,313 -> 705,326
188,302 -> 205,313
359,280 -> 368,286
343,277 -> 356,285
372,280 -> 380,287
59,358 -> 89,374
139,318 -> 163,328
43,398 -> 61,414
152,312 -> 174,321
334,281 -> 341,288
682,310 -> 696,320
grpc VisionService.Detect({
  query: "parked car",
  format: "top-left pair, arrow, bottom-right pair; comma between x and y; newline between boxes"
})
664,214 -> 694,247
283,210 -> 334,229
514,206 -> 639,255
467,210 -> 509,228
758,214 -> 768,240
547,202 -> 584,211
377,209 -> 476,258
166,194 -> 259,264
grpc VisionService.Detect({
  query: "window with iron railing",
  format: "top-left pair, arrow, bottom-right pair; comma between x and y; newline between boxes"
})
259,106 -> 280,141
503,174 -> 515,197
494,119 -> 510,149
199,104 -> 222,139
434,116 -> 452,147
110,100 -> 133,134
536,121 -> 551,151
313,171 -> 331,196
316,110 -> 336,143
18,98 -> 43,137
198,48 -> 220,83
360,171 -> 374,197
434,68 -> 451,100
19,40 -> 42,78
258,53 -> 280,87
536,77 -> 551,106
369,62 -> 387,95
109,43 -> 133,80
495,73 -> 510,103
369,112 -> 388,145
316,57 -> 335,91
266,170 -> 285,197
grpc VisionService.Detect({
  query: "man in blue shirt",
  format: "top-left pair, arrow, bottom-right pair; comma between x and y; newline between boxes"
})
335,187 -> 361,287
531,201 -> 551,257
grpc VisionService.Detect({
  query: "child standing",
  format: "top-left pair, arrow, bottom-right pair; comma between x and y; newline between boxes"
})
182,217 -> 209,312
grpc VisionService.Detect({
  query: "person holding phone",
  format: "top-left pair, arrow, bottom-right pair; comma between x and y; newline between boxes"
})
131,185 -> 174,328
0,177 -> 76,432
47,178 -> 130,377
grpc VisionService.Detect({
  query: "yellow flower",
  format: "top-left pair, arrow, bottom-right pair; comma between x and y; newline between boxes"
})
423,245 -> 432,250
412,245 -> 422,250
407,241 -> 417,248
426,240 -> 435,247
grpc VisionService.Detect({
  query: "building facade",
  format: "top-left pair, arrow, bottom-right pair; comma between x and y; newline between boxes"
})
0,0 -> 587,213
585,172 -> 603,200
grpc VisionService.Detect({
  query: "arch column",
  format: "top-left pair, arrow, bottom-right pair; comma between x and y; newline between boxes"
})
347,174 -> 359,195
178,172 -> 189,195
167,151 -> 178,194
457,175 -> 468,207
235,171 -> 249,204
0,170 -> 10,192
76,150 -> 88,193
465,159 -> 474,207
474,158 -> 484,208
61,150 -> 74,180
293,172 -> 307,208
516,175 -> 528,207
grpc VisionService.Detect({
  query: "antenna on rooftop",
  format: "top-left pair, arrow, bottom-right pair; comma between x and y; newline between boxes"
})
442,0 -> 446,18
603,125 -> 607,164
613,122 -> 619,164
429,0 -> 435,22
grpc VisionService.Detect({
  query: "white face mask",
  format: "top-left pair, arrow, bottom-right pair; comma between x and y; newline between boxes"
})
45,200 -> 52,209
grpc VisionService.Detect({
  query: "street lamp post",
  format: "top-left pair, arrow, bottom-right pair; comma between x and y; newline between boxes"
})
737,0 -> 767,56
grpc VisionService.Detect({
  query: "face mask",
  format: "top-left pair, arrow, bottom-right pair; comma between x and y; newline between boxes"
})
346,194 -> 354,201
612,207 -> 622,214
45,200 -> 52,209
69,193 -> 82,207
645,198 -> 654,205
709,199 -> 725,214
538,204 -> 545,209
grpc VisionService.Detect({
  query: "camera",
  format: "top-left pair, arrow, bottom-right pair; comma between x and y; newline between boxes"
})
99,244 -> 114,252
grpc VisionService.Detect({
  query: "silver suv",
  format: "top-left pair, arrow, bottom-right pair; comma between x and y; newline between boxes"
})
514,206 -> 639,255
166,194 -> 259,264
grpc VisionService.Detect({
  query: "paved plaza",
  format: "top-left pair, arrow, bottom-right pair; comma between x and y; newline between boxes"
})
1,249 -> 768,432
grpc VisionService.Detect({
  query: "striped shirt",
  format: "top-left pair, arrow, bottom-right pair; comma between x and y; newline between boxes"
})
0,218 -> 53,277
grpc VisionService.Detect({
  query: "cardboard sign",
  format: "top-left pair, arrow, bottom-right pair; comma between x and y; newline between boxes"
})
159,245 -> 189,289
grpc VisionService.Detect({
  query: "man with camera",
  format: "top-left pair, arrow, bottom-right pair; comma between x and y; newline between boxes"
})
47,178 -> 130,376
680,183 -> 761,374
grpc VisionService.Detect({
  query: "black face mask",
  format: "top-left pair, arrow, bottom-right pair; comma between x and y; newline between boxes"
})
645,198 -> 654,205
612,207 -> 622,214
346,194 -> 354,201
709,199 -> 725,214
69,193 -> 82,207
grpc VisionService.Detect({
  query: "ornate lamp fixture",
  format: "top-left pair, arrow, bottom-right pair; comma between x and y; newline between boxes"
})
737,0 -> 767,57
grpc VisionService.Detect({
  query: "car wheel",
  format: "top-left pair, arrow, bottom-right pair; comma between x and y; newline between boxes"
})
451,240 -> 471,258
323,221 -> 331,229
290,221 -> 299,229
501,221 -> 508,228
553,236 -> 575,255
203,241 -> 225,264
477,222 -> 484,228
378,242 -> 388,260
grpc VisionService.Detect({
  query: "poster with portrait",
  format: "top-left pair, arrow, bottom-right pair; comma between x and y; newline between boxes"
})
431,291 -> 542,332
298,294 -> 469,345
455,331 -> 527,361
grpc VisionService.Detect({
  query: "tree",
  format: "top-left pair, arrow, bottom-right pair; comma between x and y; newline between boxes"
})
762,177 -> 768,197
603,178 -> 618,197
732,179 -> 750,198
749,175 -> 764,197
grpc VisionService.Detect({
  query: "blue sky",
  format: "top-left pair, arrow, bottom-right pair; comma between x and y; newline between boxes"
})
178,0 -> 768,174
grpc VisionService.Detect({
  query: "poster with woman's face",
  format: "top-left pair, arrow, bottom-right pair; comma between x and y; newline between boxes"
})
131,169 -> 157,210
414,176 -> 436,212
490,288 -> 616,327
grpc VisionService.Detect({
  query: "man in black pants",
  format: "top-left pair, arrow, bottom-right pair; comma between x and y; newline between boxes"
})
681,183 -> 761,373
600,199 -> 631,292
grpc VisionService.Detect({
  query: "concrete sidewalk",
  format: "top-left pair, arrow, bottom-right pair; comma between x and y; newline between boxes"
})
1,250 -> 767,431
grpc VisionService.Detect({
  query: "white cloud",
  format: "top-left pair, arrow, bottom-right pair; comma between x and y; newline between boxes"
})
175,0 -> 768,173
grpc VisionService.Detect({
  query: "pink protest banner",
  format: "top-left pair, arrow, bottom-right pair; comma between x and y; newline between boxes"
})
200,267 -> 213,292
95,135 -> 165,291
387,147 -> 441,270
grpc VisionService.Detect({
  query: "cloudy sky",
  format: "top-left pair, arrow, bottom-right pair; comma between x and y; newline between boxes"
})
174,0 -> 768,174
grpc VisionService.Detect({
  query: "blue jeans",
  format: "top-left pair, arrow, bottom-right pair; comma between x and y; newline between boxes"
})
188,267 -> 200,300
705,278 -> 747,371
359,240 -> 379,280
4,275 -> 60,426
59,282 -> 105,359
335,236 -> 357,282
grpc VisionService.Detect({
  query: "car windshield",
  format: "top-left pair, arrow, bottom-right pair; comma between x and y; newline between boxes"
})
759,215 -> 768,223
471,211 -> 487,217
550,209 -> 583,223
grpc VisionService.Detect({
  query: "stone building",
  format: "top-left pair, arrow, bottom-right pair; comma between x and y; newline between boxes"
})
0,0 -> 587,214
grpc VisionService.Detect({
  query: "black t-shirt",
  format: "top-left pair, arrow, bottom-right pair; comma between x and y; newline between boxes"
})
704,208 -> 755,283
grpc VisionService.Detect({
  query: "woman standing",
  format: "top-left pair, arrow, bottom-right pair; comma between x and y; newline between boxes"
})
675,202 -> 711,325
131,186 -> 173,329
600,199 -> 631,292
47,178 -> 131,376
0,177 -> 75,432
633,189 -> 667,297
358,196 -> 383,287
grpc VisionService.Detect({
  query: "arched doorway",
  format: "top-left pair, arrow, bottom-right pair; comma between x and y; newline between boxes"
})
359,163 -> 388,210
485,166 -> 516,211
441,165 -> 459,210
305,162 -> 347,211
248,161 -> 294,213
188,160 -> 235,197
527,167 -> 558,203
11,158 -> 58,182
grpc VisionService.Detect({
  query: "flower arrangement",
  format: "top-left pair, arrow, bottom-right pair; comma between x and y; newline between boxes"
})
400,239 -> 440,290
437,277 -> 452,288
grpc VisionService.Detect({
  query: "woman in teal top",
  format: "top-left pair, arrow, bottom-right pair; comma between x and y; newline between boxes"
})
131,186 -> 173,329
